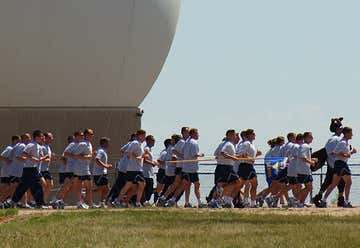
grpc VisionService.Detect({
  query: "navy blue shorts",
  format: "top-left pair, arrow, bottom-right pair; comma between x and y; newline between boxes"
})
164,176 -> 175,186
175,167 -> 182,176
93,175 -> 109,186
156,168 -> 166,184
238,163 -> 257,180
214,164 -> 239,184
0,177 -> 11,184
10,176 -> 21,184
287,176 -> 298,185
276,168 -> 288,184
75,175 -> 92,181
334,160 -> 351,176
182,172 -> 199,183
41,171 -> 53,181
126,171 -> 145,184
297,174 -> 313,184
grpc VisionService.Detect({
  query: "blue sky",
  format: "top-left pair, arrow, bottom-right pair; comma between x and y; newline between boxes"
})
141,0 -> 360,159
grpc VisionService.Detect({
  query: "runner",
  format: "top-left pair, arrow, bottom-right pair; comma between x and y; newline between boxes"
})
0,136 -> 20,205
321,127 -> 357,208
39,132 -> 54,204
92,137 -> 112,207
182,128 -> 206,208
142,135 -> 158,206
119,129 -> 147,207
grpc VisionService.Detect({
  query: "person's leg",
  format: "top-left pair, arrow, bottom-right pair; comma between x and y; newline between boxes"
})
73,177 -> 82,203
119,182 -> 133,201
319,166 -> 334,194
194,181 -> 201,205
183,178 -> 191,204
164,175 -> 181,198
323,175 -> 341,200
0,182 -> 10,202
249,177 -> 258,206
84,179 -> 94,206
136,181 -> 146,204
342,175 -> 352,203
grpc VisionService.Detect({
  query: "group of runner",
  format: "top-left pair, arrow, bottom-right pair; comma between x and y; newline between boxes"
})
0,118 -> 357,209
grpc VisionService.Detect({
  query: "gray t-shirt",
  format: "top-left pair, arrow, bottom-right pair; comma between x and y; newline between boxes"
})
0,145 -> 13,177
217,141 -> 236,166
183,138 -> 200,173
165,146 -> 176,176
325,135 -> 342,168
73,140 -> 93,176
237,140 -> 256,165
117,142 -> 131,173
333,138 -> 351,163
143,146 -> 154,178
92,147 -> 108,175
59,152 -> 66,173
10,143 -> 26,177
158,149 -> 167,170
214,141 -> 226,158
64,142 -> 78,173
125,140 -> 144,172
287,143 -> 300,177
23,142 -> 42,169
173,138 -> 186,168
39,144 -> 52,172
297,143 -> 312,175
270,145 -> 283,158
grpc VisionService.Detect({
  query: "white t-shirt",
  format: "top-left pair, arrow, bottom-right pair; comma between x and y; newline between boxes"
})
217,141 -> 236,166
296,143 -> 312,175
325,135 -> 342,168
333,138 -> 351,163
237,140 -> 256,165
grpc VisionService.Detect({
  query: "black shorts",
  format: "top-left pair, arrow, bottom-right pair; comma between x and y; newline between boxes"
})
40,171 -> 53,181
93,175 -> 109,186
59,172 -> 73,184
75,175 -> 92,181
0,177 -> 11,184
164,176 -> 176,186
238,163 -> 257,180
126,171 -> 145,184
287,176 -> 298,185
214,164 -> 239,184
334,160 -> 351,176
182,172 -> 199,183
297,174 -> 313,184
156,168 -> 166,184
9,176 -> 21,184
175,167 -> 182,176
276,168 -> 288,184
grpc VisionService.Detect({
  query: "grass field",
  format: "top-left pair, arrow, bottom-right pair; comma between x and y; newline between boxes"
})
0,208 -> 360,248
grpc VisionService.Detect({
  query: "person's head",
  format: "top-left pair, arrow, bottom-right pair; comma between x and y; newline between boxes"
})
225,129 -> 236,143
164,138 -> 172,149
235,133 -> 240,144
11,135 -> 20,145
189,128 -> 199,140
129,133 -> 136,142
287,132 -> 296,143
276,136 -> 285,146
171,134 -> 182,145
74,131 -> 84,142
303,132 -> 313,144
145,135 -> 155,147
245,129 -> 256,141
342,127 -> 353,140
296,133 -> 304,144
330,117 -> 344,134
181,127 -> 190,139
44,132 -> 54,145
99,137 -> 110,149
240,131 -> 247,141
84,129 -> 94,141
33,130 -> 44,144
136,129 -> 146,143
67,135 -> 74,144
267,139 -> 275,148
21,133 -> 31,144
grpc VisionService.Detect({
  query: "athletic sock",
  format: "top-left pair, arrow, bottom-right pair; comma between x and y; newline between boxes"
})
321,196 -> 327,202
250,200 -> 256,207
197,198 -> 201,205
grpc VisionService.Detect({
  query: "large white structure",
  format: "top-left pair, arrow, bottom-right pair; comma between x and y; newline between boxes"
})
0,0 -> 181,107
0,0 -> 181,164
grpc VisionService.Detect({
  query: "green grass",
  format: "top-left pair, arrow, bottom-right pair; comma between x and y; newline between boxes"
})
0,209 -> 18,219
0,209 -> 360,248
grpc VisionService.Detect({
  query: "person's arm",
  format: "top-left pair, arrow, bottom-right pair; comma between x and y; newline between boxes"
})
221,151 -> 240,162
21,152 -> 41,163
95,158 -> 112,169
0,156 -> 11,164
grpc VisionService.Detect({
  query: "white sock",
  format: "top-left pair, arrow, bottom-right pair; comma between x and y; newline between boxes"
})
322,195 -> 327,202
197,198 -> 201,205
251,200 -> 256,207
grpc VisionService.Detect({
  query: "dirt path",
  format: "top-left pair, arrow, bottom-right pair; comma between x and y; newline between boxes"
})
1,205 -> 359,225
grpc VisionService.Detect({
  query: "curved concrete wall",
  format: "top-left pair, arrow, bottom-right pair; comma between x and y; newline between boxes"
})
0,0 -> 181,107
